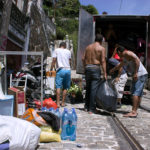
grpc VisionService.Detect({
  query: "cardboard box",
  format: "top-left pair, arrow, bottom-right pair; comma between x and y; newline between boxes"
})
8,87 -> 26,117
46,71 -> 56,77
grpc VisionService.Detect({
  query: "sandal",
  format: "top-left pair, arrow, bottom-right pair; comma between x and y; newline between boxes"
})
61,103 -> 67,107
123,111 -> 138,118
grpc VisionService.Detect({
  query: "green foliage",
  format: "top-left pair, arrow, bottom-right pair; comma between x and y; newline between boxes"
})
81,5 -> 98,15
68,83 -> 82,95
43,0 -> 98,61
56,26 -> 67,39
56,0 -> 80,17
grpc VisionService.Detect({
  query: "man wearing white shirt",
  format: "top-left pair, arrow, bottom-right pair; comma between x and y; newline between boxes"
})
110,45 -> 148,118
50,42 -> 71,107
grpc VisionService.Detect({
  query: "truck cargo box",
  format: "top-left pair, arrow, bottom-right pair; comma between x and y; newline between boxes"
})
77,8 -> 150,76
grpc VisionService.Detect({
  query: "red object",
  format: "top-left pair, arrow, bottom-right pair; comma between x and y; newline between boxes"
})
34,100 -> 41,109
43,98 -> 57,110
113,53 -> 120,61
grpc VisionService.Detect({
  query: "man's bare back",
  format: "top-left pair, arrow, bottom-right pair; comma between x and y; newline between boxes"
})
84,42 -> 105,65
82,34 -> 107,80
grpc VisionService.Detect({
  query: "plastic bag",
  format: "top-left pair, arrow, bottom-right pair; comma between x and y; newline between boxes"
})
43,98 -> 57,109
0,115 -> 41,150
96,80 -> 117,112
0,141 -> 9,150
21,108 -> 47,126
40,126 -> 61,142
38,111 -> 60,131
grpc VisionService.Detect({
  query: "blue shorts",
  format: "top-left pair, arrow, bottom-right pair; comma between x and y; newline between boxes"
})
131,74 -> 148,97
55,69 -> 71,89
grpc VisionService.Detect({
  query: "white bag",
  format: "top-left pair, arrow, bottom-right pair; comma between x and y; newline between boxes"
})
0,115 -> 41,150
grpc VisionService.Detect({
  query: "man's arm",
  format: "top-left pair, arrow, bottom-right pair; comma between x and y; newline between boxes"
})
69,58 -> 71,68
110,62 -> 123,74
101,48 -> 107,80
115,67 -> 123,82
111,47 -> 117,58
130,53 -> 140,81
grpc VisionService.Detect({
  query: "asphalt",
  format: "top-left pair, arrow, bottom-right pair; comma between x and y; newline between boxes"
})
37,89 -> 150,150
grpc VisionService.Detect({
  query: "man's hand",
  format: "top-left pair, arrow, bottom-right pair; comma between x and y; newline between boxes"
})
133,73 -> 138,81
109,68 -> 114,74
115,77 -> 120,82
104,74 -> 107,80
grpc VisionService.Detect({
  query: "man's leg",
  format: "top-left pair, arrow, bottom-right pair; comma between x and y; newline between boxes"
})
84,69 -> 91,111
61,70 -> 71,107
117,98 -> 122,108
61,89 -> 67,107
123,75 -> 146,117
123,95 -> 140,117
56,88 -> 61,107
84,80 -> 91,111
89,79 -> 99,113
132,96 -> 141,112
115,73 -> 128,108
88,68 -> 101,113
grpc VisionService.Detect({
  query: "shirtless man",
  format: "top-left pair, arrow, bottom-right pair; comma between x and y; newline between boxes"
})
82,34 -> 107,114
110,45 -> 148,117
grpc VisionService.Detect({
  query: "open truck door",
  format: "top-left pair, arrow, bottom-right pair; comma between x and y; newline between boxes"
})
147,18 -> 150,74
76,8 -> 95,74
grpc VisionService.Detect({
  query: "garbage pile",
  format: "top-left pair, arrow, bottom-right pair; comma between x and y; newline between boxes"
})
0,98 -> 78,150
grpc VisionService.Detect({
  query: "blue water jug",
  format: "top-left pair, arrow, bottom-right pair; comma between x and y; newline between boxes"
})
55,108 -> 61,118
68,108 -> 77,141
61,108 -> 77,141
41,107 -> 47,111
61,108 -> 69,140
49,107 -> 54,113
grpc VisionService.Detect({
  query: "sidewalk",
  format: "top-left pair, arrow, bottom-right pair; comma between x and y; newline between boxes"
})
38,89 -> 150,150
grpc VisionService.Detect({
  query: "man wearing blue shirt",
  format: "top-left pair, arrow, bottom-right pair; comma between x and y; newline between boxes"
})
108,58 -> 128,108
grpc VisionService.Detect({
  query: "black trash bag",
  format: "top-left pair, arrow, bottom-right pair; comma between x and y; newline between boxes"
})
37,111 -> 60,131
96,80 -> 117,112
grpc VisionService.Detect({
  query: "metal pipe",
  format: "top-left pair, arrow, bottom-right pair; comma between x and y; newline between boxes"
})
41,53 -> 43,107
0,51 -> 43,56
4,54 -> 7,94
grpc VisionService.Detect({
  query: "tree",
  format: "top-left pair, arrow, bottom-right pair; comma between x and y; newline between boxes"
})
56,0 -> 80,17
81,5 -> 98,15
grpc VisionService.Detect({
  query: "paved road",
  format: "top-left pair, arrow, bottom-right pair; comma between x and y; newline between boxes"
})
38,89 -> 150,150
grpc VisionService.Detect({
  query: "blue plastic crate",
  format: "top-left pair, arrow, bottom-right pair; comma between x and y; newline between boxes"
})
0,95 -> 14,116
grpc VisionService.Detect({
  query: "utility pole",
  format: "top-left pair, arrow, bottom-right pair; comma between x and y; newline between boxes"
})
0,0 -> 13,51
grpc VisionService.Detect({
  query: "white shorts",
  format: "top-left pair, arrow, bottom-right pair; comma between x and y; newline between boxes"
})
112,73 -> 128,99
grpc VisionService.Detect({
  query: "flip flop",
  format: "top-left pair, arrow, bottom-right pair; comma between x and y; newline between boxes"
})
61,103 -> 67,107
123,112 -> 138,118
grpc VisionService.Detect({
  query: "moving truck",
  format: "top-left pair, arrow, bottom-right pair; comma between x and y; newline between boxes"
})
77,8 -> 150,86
